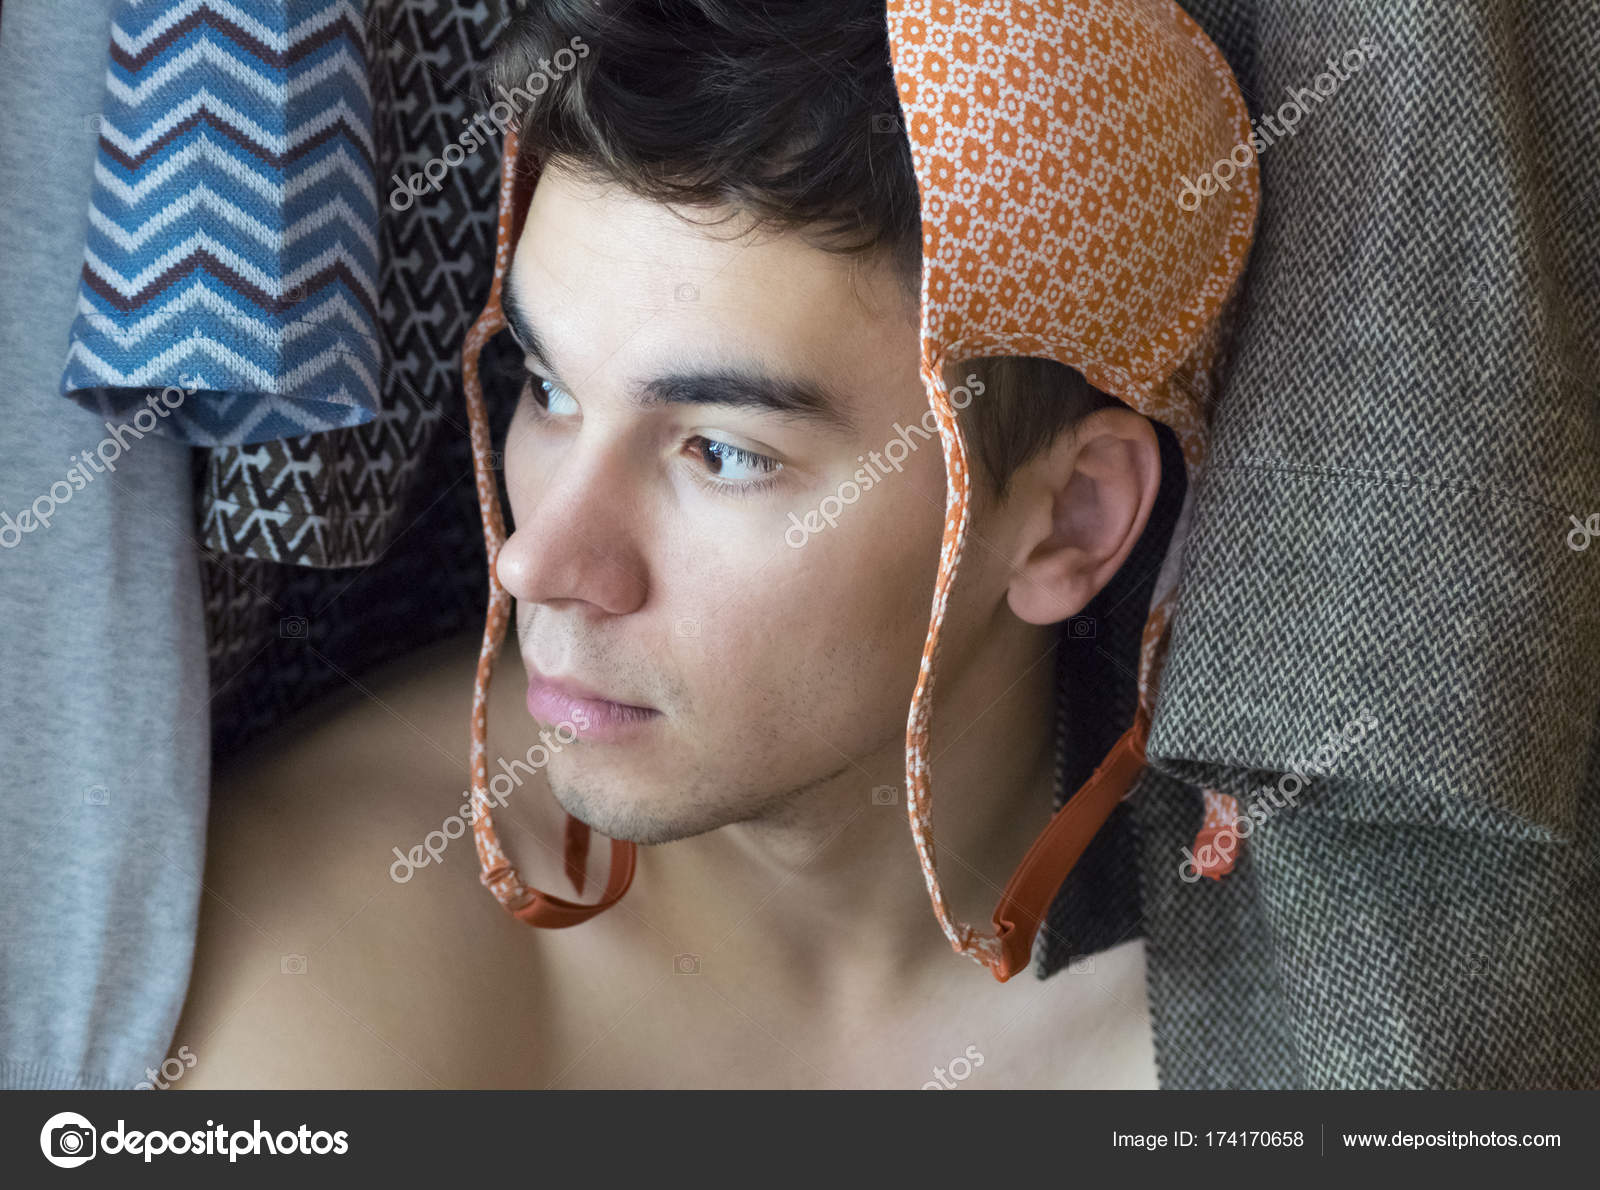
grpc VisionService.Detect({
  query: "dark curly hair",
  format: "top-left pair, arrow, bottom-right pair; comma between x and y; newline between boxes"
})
487,0 -> 1116,496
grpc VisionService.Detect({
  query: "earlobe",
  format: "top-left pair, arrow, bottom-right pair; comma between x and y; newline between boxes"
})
1004,409 -> 1160,627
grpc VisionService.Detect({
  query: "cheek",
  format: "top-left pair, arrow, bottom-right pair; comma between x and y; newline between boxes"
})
664,457 -> 945,741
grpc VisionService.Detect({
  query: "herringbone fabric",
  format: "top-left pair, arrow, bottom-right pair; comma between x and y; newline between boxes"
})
1122,0 -> 1600,1087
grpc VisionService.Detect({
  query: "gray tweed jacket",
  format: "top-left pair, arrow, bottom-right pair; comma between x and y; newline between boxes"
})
1038,0 -> 1600,1089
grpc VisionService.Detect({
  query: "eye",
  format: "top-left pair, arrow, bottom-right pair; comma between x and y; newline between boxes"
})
532,377 -> 579,416
687,436 -> 783,489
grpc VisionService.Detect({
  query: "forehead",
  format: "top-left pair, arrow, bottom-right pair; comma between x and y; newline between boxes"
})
508,161 -> 922,405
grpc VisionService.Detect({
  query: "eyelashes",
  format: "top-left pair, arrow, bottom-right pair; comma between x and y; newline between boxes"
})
522,375 -> 785,497
529,375 -> 577,416
690,437 -> 781,482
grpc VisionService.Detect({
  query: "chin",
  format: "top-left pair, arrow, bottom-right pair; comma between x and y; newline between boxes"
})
547,774 -> 738,847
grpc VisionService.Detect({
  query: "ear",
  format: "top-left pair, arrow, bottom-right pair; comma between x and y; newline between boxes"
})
1004,407 -> 1161,626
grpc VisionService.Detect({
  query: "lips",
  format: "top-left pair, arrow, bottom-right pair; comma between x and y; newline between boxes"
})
523,663 -> 660,741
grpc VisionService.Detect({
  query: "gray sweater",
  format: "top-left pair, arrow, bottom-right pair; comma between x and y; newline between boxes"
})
0,0 -> 210,1090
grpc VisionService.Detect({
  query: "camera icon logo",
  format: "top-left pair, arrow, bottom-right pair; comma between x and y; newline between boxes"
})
674,283 -> 699,302
871,785 -> 898,805
1065,615 -> 1097,639
83,784 -> 110,805
281,953 -> 308,975
870,113 -> 901,133
673,953 -> 700,974
279,616 -> 308,639
40,1112 -> 97,1168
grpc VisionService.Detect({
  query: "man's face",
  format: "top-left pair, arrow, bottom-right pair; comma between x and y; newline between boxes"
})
495,161 -> 964,845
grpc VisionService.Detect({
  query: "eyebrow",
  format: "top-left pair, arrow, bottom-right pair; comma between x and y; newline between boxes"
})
502,270 -> 856,435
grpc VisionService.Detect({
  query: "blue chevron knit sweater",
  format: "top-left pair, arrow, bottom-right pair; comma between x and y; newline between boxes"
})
61,0 -> 379,445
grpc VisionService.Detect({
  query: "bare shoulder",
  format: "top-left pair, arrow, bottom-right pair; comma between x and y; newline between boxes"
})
173,631 -> 573,1090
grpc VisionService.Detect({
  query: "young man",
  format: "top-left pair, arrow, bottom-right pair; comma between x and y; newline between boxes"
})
172,0 -> 1251,1087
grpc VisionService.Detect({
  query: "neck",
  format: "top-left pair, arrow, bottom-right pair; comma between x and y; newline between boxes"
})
639,616 -> 1061,1002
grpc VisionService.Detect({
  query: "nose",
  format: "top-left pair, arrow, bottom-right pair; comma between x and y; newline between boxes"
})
496,442 -> 649,617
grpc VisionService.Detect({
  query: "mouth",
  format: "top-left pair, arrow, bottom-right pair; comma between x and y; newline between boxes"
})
523,662 -> 661,741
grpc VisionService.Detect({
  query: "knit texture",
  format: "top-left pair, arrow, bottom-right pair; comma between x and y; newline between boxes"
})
1122,0 -> 1600,1088
61,0 -> 381,445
